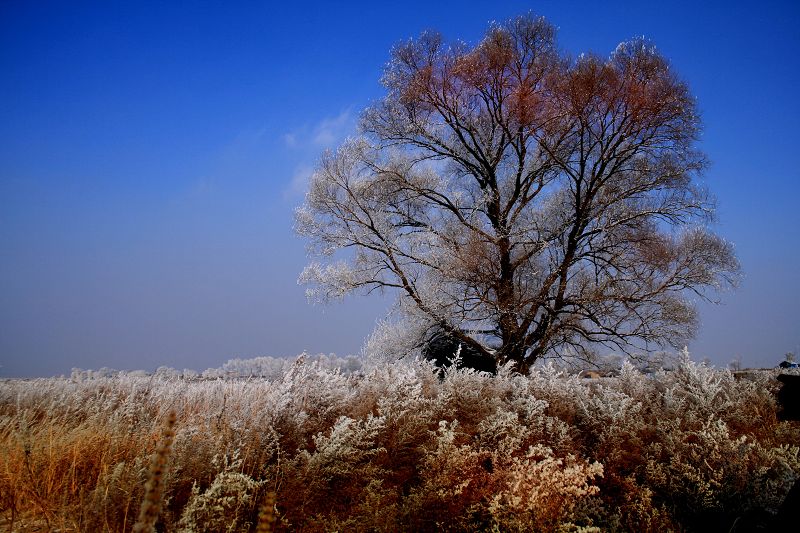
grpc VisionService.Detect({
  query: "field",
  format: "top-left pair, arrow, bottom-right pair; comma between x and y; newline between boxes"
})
1,355 -> 798,532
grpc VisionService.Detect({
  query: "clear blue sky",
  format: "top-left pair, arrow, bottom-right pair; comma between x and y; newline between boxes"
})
1,1 -> 798,377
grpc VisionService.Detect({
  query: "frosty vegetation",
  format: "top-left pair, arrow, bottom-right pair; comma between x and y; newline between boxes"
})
1,353 -> 798,531
297,13 -> 739,373
0,12 -> 782,533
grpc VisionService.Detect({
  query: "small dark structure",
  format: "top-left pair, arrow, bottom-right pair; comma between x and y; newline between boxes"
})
726,477 -> 800,532
778,360 -> 799,369
776,373 -> 800,421
775,478 -> 800,531
667,372 -> 800,532
422,330 -> 497,375
711,373 -> 800,532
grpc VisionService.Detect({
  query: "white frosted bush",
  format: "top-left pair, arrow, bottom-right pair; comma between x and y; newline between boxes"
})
644,416 -> 800,514
302,414 -> 386,481
361,315 -> 435,363
2,351 -> 798,532
489,444 -> 604,531
477,408 -> 531,456
402,419 -> 491,525
176,471 -> 263,533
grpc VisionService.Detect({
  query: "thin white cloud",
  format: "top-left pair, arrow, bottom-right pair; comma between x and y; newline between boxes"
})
311,109 -> 353,148
284,163 -> 315,201
281,108 -> 357,202
282,108 -> 356,152
283,133 -> 297,148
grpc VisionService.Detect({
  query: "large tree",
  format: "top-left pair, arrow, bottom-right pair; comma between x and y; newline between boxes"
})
296,14 -> 738,373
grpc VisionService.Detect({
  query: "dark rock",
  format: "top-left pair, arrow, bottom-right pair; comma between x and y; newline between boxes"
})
775,479 -> 800,531
776,374 -> 800,421
422,330 -> 497,375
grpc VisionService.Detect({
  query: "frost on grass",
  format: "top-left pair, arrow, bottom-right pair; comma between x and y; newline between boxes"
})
0,353 -> 798,532
177,470 -> 263,533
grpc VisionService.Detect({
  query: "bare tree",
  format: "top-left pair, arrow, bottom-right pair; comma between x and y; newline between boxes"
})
297,14 -> 739,373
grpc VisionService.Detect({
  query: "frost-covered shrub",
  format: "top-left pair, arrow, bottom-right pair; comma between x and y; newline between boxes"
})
300,414 -> 387,488
401,419 -> 496,529
1,352 -> 798,532
177,471 -> 263,533
217,353 -> 363,379
361,316 -> 430,362
488,444 -> 603,531
564,355 -> 800,530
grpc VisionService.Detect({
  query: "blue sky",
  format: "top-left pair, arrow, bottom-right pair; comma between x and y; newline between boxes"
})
1,1 -> 798,376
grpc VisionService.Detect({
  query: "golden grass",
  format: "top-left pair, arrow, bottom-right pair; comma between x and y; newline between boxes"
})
133,410 -> 176,533
0,362 -> 797,532
255,491 -> 277,533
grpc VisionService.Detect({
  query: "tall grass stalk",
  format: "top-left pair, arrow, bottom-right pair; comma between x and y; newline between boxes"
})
255,490 -> 277,533
133,410 -> 176,533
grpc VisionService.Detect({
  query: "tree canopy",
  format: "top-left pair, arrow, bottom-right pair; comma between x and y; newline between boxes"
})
297,14 -> 739,373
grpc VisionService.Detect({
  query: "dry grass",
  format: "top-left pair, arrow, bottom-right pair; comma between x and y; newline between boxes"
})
134,410 -> 176,533
0,358 -> 798,531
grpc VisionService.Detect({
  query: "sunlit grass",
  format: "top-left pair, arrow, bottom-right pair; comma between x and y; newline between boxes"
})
0,355 -> 797,531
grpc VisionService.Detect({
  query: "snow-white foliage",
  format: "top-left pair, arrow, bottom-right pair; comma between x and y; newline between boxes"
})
1,352 -> 797,531
362,316 -> 430,362
177,469 -> 263,533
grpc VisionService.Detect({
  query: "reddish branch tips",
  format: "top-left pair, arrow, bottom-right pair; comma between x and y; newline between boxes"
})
298,14 -> 739,371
